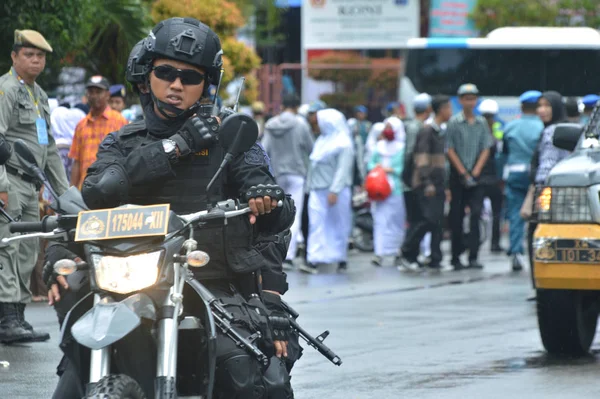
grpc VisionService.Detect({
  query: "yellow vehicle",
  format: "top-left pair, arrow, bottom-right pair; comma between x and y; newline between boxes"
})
533,122 -> 600,356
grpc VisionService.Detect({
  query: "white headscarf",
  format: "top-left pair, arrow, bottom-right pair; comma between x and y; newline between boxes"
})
376,117 -> 406,157
365,122 -> 385,159
310,109 -> 354,163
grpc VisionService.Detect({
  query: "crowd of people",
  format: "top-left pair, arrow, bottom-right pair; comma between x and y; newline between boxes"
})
1,28 -> 591,346
260,84 -> 590,281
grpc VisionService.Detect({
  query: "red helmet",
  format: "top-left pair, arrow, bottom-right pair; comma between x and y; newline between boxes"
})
364,166 -> 392,201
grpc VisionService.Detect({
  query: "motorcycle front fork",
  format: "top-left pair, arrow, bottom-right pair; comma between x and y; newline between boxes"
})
155,284 -> 180,394
87,295 -> 112,391
87,278 -> 186,397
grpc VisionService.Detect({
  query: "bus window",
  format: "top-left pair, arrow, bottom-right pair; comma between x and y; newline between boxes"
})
405,49 -> 544,96
543,50 -> 600,96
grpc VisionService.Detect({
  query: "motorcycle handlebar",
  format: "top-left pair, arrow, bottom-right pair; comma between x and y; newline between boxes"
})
9,216 -> 59,233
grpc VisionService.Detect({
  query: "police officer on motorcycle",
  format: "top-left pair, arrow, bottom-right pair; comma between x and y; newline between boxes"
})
44,17 -> 295,399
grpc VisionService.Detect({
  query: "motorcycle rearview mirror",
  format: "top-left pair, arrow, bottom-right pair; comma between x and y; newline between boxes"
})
206,113 -> 259,193
54,259 -> 77,276
219,113 -> 259,154
13,139 -> 60,200
553,123 -> 583,152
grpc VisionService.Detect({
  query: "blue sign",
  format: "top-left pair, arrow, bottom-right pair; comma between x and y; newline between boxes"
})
429,0 -> 478,37
275,0 -> 301,7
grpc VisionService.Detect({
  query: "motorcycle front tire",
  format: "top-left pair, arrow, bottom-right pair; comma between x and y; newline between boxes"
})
85,374 -> 146,399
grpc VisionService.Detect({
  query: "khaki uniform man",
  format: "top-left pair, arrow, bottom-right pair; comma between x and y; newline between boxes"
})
0,30 -> 68,344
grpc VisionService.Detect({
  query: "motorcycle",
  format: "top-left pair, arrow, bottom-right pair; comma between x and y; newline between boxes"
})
6,115 -> 268,399
350,190 -> 374,252
6,113 -> 342,399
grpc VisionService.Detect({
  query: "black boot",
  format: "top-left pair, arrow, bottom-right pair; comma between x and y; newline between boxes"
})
0,303 -> 34,344
17,303 -> 50,342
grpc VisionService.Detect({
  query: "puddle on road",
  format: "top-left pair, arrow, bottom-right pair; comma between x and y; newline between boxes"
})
492,349 -> 600,372
405,350 -> 600,390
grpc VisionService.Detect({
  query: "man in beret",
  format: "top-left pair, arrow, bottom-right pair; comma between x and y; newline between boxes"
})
500,90 -> 544,274
108,84 -> 127,113
581,94 -> 599,125
0,29 -> 69,343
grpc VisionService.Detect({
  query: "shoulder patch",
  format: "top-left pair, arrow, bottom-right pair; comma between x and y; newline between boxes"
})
244,144 -> 265,166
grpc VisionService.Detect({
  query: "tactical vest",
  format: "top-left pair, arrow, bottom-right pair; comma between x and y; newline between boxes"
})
117,125 -> 259,280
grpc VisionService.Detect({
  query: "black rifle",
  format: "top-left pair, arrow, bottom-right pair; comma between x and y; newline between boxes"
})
186,276 -> 269,367
280,299 -> 343,366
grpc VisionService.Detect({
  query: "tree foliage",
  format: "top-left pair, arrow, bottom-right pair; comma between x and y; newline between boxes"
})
472,0 -> 600,36
0,0 -> 89,88
152,0 -> 262,103
308,51 -> 400,112
0,0 -> 150,92
76,0 -> 151,86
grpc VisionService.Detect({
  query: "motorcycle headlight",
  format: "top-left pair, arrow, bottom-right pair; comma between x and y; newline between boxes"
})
91,251 -> 162,294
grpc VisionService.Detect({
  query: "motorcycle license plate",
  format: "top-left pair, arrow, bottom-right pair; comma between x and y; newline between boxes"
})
75,204 -> 170,241
535,239 -> 600,263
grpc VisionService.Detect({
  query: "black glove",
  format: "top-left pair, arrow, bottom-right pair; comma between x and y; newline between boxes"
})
263,291 -> 292,341
43,244 -> 80,286
244,184 -> 285,203
269,316 -> 291,342
171,115 -> 220,156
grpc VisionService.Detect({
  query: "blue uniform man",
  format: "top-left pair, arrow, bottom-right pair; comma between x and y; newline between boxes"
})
501,90 -> 544,271
581,94 -> 599,125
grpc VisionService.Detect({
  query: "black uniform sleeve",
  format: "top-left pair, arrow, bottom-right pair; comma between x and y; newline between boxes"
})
227,143 -> 295,234
256,231 -> 291,294
82,131 -> 175,209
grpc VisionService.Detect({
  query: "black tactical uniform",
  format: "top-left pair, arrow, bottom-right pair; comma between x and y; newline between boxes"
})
47,18 -> 296,399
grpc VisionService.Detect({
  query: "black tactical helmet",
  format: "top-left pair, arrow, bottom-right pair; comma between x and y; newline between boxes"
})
126,39 -> 146,87
140,17 -> 223,90
138,17 -> 224,119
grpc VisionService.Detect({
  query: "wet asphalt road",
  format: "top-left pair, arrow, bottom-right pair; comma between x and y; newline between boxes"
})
3,240 -> 600,398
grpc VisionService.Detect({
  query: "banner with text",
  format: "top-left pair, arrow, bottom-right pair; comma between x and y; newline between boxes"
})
302,0 -> 419,50
428,0 -> 478,37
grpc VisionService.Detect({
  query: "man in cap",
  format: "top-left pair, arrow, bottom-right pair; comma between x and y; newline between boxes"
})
445,83 -> 493,270
565,97 -> 581,123
500,90 -> 544,273
348,105 -> 372,145
108,84 -> 127,113
252,101 -> 267,139
305,100 -> 327,135
347,104 -> 371,183
0,29 -> 69,343
581,94 -> 599,125
68,75 -> 128,188
401,93 -> 433,261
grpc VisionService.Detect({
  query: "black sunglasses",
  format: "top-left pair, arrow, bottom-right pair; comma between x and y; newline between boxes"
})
151,65 -> 205,85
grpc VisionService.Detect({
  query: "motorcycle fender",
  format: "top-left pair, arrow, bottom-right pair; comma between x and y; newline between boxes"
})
71,293 -> 154,350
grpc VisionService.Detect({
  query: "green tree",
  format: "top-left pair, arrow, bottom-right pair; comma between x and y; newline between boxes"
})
75,0 -> 151,86
472,0 -> 600,36
0,0 -> 89,88
308,51 -> 400,113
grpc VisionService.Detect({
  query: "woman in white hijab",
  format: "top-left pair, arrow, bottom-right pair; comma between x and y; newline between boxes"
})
300,109 -> 355,274
364,122 -> 385,166
367,117 -> 407,266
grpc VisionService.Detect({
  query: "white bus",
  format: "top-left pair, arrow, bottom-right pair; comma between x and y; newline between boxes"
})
399,27 -> 600,122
